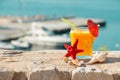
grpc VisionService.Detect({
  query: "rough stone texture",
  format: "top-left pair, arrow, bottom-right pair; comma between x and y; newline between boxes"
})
12,72 -> 27,80
0,50 -> 119,80
72,67 -> 114,80
27,64 -> 57,80
0,70 -> 14,80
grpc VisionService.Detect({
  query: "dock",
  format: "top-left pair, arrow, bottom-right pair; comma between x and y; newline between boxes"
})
0,17 -> 106,41
32,17 -> 106,33
0,23 -> 31,41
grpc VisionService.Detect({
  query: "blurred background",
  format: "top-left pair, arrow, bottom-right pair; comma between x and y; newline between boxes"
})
0,0 -> 120,51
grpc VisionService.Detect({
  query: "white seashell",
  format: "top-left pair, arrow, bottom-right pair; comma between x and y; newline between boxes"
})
87,51 -> 108,64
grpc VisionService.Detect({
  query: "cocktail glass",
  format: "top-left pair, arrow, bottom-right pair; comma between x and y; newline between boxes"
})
61,18 -> 98,60
70,27 -> 95,59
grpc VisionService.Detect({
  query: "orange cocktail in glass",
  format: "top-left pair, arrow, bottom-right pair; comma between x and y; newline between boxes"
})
61,18 -> 98,59
70,28 -> 95,59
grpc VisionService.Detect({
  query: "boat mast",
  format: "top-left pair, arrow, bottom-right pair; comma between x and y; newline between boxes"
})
18,0 -> 22,16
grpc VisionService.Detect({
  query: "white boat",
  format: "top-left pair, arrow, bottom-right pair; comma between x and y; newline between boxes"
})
0,42 -> 14,49
11,39 -> 31,50
11,22 -> 70,50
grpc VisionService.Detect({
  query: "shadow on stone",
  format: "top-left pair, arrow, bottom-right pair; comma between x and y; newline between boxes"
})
12,72 -> 27,80
106,57 -> 120,63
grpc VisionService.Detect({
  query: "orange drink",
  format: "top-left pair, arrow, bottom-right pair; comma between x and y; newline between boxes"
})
61,18 -> 99,59
70,28 -> 95,59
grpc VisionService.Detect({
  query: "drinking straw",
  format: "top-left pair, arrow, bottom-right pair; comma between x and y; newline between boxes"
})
61,18 -> 77,30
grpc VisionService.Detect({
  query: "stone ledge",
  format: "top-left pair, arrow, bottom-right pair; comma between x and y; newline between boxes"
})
0,50 -> 120,80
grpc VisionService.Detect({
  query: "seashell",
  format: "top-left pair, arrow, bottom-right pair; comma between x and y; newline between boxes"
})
87,51 -> 108,64
78,61 -> 85,67
63,57 -> 69,63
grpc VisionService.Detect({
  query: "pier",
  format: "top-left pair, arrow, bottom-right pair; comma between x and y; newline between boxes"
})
32,18 -> 106,33
0,16 -> 106,41
0,23 -> 30,41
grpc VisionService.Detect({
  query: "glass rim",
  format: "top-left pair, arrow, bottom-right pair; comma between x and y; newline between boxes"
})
71,27 -> 88,30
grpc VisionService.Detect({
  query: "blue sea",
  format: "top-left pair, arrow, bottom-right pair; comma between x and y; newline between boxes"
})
0,0 -> 120,50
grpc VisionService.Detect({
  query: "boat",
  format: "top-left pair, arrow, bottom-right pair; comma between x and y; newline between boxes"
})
10,22 -> 70,50
0,42 -> 14,49
11,39 -> 31,50
9,17 -> 105,50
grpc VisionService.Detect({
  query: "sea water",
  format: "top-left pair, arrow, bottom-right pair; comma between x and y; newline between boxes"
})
0,0 -> 120,50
